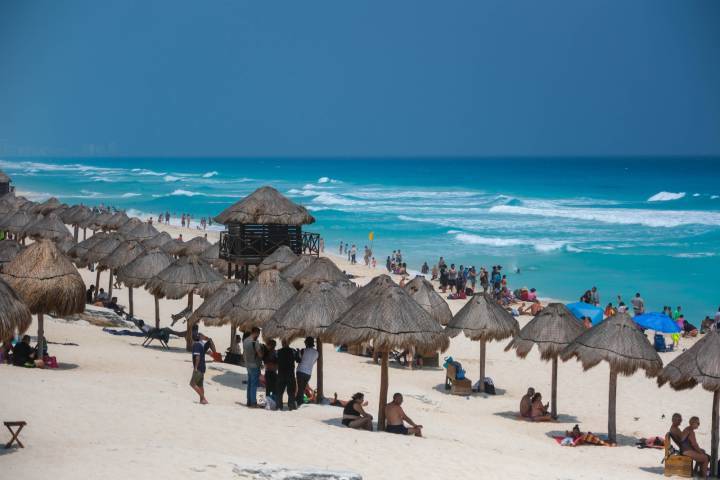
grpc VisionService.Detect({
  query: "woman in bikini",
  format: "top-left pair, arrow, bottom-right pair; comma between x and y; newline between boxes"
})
680,416 -> 710,477
530,392 -> 552,422
342,392 -> 373,431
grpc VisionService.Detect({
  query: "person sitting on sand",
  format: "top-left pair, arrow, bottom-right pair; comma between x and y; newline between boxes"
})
680,416 -> 710,477
385,393 -> 423,436
530,392 -> 552,421
11,335 -> 44,368
520,387 -> 535,418
680,315 -> 699,337
330,392 -> 369,408
604,303 -> 616,318
105,296 -> 125,315
342,392 -> 373,431
701,316 -> 715,334
519,300 -> 543,316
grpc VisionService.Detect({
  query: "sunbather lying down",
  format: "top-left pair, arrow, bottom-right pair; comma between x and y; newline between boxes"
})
558,425 -> 609,446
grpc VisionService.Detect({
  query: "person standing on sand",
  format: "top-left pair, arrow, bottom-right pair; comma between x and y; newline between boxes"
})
350,245 -> 357,264
431,263 -> 438,280
385,393 -> 422,436
190,331 -> 208,404
339,241 -> 343,255
371,257 -> 376,269
262,339 -> 278,402
631,292 -> 645,316
276,339 -> 298,411
295,337 -> 319,406
590,286 -> 600,306
386,256 -> 392,272
243,327 -> 263,408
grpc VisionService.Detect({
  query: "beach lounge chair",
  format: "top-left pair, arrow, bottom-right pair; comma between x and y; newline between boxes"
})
445,363 -> 472,395
663,432 -> 692,477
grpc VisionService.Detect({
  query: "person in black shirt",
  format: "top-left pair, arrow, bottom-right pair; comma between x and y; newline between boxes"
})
12,335 -> 39,367
86,285 -> 95,304
276,339 -> 298,411
262,339 -> 278,401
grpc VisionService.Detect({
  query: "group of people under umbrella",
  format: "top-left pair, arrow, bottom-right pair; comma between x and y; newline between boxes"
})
2,193 -> 720,476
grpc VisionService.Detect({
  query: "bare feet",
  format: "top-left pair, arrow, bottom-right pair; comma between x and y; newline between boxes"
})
200,398 -> 208,405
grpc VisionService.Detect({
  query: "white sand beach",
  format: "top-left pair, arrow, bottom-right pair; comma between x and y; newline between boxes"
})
2,223 -> 713,480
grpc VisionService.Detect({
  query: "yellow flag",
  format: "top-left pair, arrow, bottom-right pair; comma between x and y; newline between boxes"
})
368,231 -> 374,241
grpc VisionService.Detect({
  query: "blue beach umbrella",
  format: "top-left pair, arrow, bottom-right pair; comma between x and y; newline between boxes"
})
566,302 -> 604,325
632,312 -> 680,333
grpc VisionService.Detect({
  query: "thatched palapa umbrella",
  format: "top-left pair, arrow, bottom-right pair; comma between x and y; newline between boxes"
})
117,217 -> 143,236
90,211 -> 114,232
1,240 -> 85,357
404,276 -> 452,326
264,281 -> 351,401
101,240 -> 146,316
161,238 -> 186,257
561,312 -> 662,444
257,245 -> 298,273
347,274 -> 395,305
279,255 -> 316,284
324,277 -> 449,429
86,233 -> 125,299
292,257 -> 347,289
67,232 -> 109,268
116,249 -> 172,329
658,330 -> 720,475
55,236 -> 76,255
146,255 -> 224,349
188,280 -> 243,352
2,210 -> 36,242
62,205 -> 94,241
505,303 -> 585,418
182,236 -> 211,256
0,239 -> 23,270
0,277 -> 32,341
23,213 -> 72,241
127,222 -> 159,241
31,197 -> 64,216
445,293 -> 519,393
330,279 -> 357,299
105,211 -> 130,231
220,269 -> 297,333
143,231 -> 172,249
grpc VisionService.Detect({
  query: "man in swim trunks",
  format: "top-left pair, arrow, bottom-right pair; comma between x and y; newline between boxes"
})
385,393 -> 422,436
190,331 -> 208,404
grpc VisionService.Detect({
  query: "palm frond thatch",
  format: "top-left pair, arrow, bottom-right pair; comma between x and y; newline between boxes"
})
0,276 -> 32,339
161,238 -> 186,256
188,281 -> 243,326
220,269 -> 297,330
55,236 -> 76,254
403,276 -> 453,326
31,197 -> 64,216
105,211 -> 130,230
90,211 -> 114,230
142,231 -> 173,249
0,239 -> 23,267
264,281 -> 351,341
347,274 -> 398,306
292,257 -> 347,289
127,222 -> 159,241
86,233 -> 125,266
2,210 -> 37,234
101,239 -> 146,270
658,330 -> 720,391
199,242 -> 228,272
257,245 -> 298,273
330,279 -> 358,298
116,249 -> 173,288
506,303 -> 585,361
214,186 -> 315,225
280,254 -> 316,283
23,213 -> 72,241
323,279 -> 449,355
560,312 -> 662,377
1,239 -> 85,317
117,217 -> 144,235
67,232 -> 110,266
181,236 -> 211,256
445,293 -> 519,342
145,255 -> 224,299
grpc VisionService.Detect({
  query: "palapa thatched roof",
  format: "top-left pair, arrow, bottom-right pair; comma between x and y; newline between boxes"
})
142,231 -> 172,249
31,197 -> 64,215
264,281 -> 351,341
127,222 -> 159,241
23,213 -> 72,241
67,232 -> 109,266
161,238 -> 186,256
505,303 -> 585,361
59,204 -> 85,224
77,211 -> 99,230
220,269 -> 297,330
199,242 -> 228,271
85,233 -> 125,266
347,274 -> 395,305
0,170 -> 10,183
323,279 -> 449,355
181,236 -> 211,256
2,210 -> 37,234
188,281 -> 243,326
145,255 -> 224,300
117,217 -> 143,235
658,330 -> 720,391
280,255 -> 316,284
105,211 -> 130,230
101,239 -> 146,270
1,239 -> 85,317
116,249 -> 173,289
0,277 -> 32,339
257,245 -> 298,273
214,186 -> 315,225
292,257 -> 347,289
560,312 -> 662,377
404,276 -> 453,326
55,236 -> 76,254
330,279 -> 358,298
90,211 -> 114,230
0,239 -> 23,266
445,293 -> 519,342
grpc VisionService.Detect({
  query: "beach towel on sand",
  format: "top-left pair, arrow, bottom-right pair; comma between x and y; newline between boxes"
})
553,434 -> 609,447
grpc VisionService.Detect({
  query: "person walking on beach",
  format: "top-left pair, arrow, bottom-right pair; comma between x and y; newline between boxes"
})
339,241 -> 344,255
631,293 -> 645,316
276,339 -> 298,411
243,327 -> 263,408
421,262 -> 429,275
386,256 -> 392,272
190,331 -> 208,404
371,257 -> 376,268
295,337 -> 319,406
350,245 -> 357,265
364,246 -> 370,266
468,266 -> 477,292
165,211 -> 170,224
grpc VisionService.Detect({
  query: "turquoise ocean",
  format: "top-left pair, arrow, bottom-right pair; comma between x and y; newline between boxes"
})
2,157 -> 719,321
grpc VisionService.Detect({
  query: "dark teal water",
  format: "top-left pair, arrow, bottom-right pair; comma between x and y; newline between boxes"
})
3,157 -> 719,321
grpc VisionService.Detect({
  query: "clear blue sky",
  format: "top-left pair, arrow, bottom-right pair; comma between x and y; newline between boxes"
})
1,0 -> 719,157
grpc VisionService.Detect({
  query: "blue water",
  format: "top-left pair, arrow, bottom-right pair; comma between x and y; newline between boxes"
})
3,157 -> 720,321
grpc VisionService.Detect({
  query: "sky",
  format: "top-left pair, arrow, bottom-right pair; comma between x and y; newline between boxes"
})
0,0 -> 719,158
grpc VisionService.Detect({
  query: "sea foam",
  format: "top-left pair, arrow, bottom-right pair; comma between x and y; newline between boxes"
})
451,232 -> 566,252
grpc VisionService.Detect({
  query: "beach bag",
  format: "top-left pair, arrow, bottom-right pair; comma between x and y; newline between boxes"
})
483,377 -> 496,395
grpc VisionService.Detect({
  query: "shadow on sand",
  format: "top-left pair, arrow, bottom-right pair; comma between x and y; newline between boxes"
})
493,411 -> 579,423
210,369 -> 247,389
432,383 -> 507,397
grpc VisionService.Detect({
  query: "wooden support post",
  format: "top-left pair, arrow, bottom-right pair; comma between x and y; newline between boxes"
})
608,368 -> 618,445
712,390 -> 719,477
94,269 -> 101,301
108,269 -> 114,298
37,313 -> 44,359
551,356 -> 558,419
128,287 -> 134,317
316,338 -> 323,403
154,296 -> 160,329
185,293 -> 194,351
479,339 -> 487,393
378,351 -> 389,431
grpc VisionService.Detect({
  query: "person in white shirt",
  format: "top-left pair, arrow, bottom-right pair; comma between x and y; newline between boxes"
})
295,337 -> 319,406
